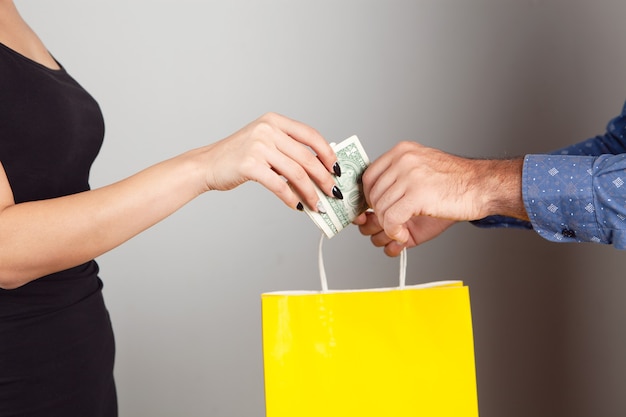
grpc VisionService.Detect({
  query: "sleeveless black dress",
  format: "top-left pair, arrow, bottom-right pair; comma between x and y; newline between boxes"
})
0,43 -> 117,417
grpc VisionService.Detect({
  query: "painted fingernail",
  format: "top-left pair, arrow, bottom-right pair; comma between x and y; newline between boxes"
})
316,201 -> 326,214
332,185 -> 343,200
296,202 -> 304,211
333,162 -> 342,177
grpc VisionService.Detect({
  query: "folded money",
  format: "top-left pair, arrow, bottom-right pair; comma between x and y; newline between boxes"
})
303,135 -> 370,238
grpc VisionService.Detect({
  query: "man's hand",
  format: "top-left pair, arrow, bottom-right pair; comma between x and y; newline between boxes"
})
356,141 -> 526,252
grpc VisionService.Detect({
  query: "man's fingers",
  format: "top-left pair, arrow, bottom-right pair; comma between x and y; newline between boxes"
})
384,240 -> 406,257
357,212 -> 383,236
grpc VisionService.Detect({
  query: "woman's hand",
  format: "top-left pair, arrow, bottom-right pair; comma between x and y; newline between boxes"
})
200,112 -> 340,211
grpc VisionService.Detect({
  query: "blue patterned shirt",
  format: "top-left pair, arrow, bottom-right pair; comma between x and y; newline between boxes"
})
473,101 -> 626,249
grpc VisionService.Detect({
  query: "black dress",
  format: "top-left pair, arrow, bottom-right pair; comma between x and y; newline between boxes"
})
0,43 -> 117,417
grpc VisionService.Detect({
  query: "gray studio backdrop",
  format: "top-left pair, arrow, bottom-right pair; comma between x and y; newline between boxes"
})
19,1 -> 626,416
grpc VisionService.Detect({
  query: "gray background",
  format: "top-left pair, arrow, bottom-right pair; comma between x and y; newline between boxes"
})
19,0 -> 626,416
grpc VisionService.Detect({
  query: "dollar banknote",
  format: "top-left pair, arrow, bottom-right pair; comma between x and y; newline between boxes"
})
302,135 -> 370,238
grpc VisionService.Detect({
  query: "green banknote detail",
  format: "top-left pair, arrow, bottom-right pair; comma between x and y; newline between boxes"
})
326,143 -> 369,228
320,211 -> 339,235
302,135 -> 370,238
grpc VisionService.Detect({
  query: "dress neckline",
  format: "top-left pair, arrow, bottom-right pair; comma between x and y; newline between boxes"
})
0,41 -> 65,73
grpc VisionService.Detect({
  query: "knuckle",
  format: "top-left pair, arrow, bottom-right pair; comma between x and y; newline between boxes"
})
383,212 -> 402,230
397,147 -> 418,163
250,120 -> 275,138
299,150 -> 319,167
396,153 -> 423,175
274,179 -> 291,197
259,111 -> 281,125
395,141 -> 414,152
303,124 -> 322,142
291,166 -> 309,184
391,207 -> 408,225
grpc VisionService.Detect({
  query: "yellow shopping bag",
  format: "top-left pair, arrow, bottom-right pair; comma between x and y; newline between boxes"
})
261,236 -> 479,417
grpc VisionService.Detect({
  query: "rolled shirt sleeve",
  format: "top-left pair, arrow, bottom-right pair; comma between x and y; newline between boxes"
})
523,154 -> 626,248
473,100 -> 626,248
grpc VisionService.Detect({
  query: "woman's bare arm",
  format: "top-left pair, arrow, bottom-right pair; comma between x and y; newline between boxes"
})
0,113 -> 340,289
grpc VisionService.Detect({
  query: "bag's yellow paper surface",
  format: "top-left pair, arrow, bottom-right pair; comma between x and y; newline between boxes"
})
262,282 -> 479,417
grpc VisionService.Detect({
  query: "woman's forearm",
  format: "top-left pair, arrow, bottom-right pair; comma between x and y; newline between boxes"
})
0,147 -> 206,288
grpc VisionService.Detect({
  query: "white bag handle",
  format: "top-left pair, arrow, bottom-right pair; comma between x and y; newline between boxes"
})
318,233 -> 407,292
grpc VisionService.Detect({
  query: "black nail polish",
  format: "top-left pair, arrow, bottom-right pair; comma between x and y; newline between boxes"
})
296,202 -> 304,211
333,162 -> 342,177
332,185 -> 344,200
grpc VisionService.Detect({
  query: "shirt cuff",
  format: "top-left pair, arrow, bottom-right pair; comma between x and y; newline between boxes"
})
470,216 -> 532,230
522,154 -> 608,245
